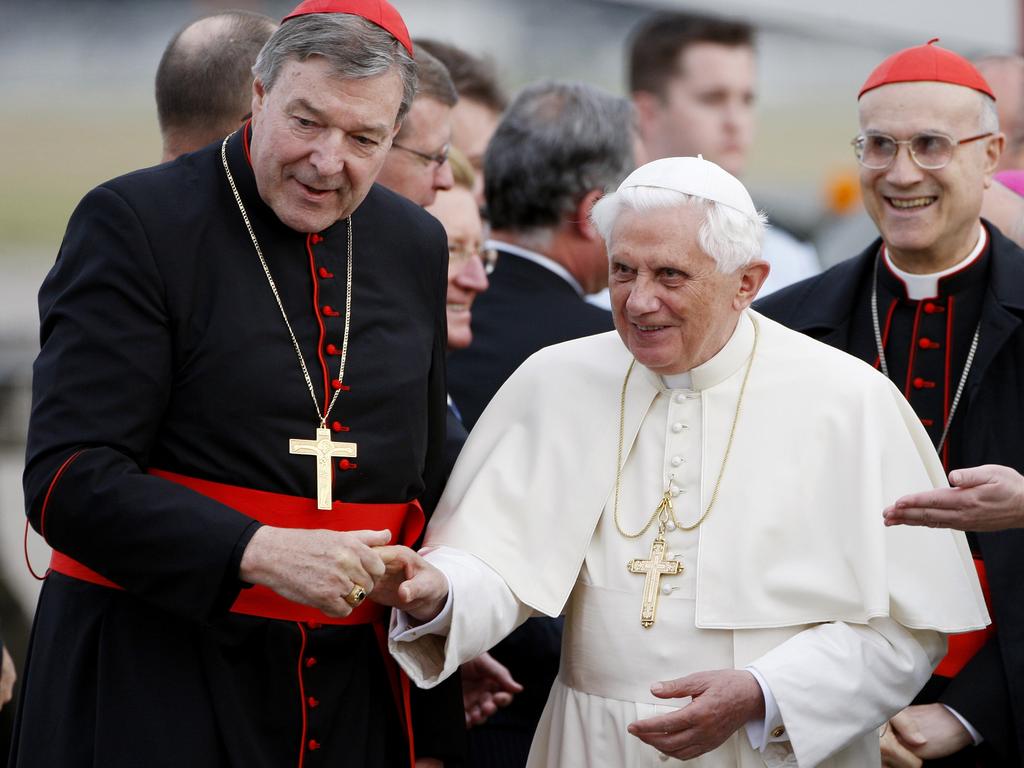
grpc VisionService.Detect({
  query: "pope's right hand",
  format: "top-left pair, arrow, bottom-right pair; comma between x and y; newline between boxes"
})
239,526 -> 390,617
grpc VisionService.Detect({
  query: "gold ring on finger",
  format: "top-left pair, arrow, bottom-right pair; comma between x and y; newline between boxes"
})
344,583 -> 367,607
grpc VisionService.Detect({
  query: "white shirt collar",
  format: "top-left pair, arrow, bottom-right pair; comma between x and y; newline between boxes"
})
883,223 -> 987,300
650,311 -> 756,393
486,239 -> 585,297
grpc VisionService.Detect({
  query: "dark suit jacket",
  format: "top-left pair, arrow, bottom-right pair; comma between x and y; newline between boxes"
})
756,222 -> 1024,764
447,249 -> 614,430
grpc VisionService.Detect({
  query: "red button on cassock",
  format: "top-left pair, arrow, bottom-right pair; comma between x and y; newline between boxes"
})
308,696 -> 320,708
311,234 -> 324,244
308,739 -> 321,751
338,459 -> 357,471
326,343 -> 339,355
913,377 -> 936,389
322,305 -> 341,317
305,657 -> 317,668
318,267 -> 334,279
331,421 -> 350,433
923,302 -> 945,314
918,337 -> 940,349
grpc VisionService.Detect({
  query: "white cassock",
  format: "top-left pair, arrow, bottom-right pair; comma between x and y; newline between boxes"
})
390,310 -> 988,768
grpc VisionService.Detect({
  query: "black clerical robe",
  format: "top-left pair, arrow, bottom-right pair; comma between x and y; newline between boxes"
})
757,221 -> 1024,766
13,126 -> 452,768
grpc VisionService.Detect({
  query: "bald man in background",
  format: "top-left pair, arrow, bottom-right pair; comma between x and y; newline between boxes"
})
155,10 -> 277,162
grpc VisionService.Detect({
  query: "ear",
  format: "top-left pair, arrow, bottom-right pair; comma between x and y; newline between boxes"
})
632,90 -> 661,133
252,79 -> 267,120
981,132 -> 1006,189
734,260 -> 770,309
573,189 -> 606,241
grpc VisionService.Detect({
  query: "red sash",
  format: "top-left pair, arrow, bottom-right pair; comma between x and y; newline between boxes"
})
934,557 -> 996,678
47,468 -> 425,768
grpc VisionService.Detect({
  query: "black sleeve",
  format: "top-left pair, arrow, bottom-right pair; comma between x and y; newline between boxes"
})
411,670 -> 467,765
939,637 -> 1020,763
23,185 -> 260,623
417,223 -> 450,518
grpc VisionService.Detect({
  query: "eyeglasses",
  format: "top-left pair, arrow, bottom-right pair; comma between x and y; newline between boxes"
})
393,141 -> 450,168
449,244 -> 499,275
851,131 -> 994,170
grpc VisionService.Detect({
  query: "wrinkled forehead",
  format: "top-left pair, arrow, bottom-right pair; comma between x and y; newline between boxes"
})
858,81 -> 983,135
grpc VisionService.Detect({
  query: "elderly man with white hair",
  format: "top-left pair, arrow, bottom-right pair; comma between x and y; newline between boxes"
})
376,157 -> 989,767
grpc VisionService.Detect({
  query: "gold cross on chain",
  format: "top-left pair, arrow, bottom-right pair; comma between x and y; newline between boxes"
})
627,531 -> 682,628
289,427 -> 357,510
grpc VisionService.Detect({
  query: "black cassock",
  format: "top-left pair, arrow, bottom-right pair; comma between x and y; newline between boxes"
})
13,126 -> 457,767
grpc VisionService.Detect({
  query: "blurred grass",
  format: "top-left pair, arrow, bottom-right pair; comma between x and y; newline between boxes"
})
0,100 -> 161,264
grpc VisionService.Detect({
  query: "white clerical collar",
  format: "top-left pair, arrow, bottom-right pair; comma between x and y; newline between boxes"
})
882,224 -> 986,301
486,239 -> 585,297
652,311 -> 756,393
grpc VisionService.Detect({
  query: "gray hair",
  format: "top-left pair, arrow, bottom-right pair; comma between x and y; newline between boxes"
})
484,81 -> 636,236
591,186 -> 767,273
979,93 -> 1000,134
253,14 -> 417,122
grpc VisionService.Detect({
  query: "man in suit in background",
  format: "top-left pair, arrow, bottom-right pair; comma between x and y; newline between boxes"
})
447,81 -> 635,431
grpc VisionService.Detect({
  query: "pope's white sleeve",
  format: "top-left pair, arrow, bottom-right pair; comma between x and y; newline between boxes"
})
388,545 -> 534,688
747,617 -> 945,767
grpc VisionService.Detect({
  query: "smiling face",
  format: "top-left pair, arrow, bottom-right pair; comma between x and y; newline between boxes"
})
248,56 -> 404,233
426,185 -> 489,350
858,81 -> 1002,272
608,204 -> 766,375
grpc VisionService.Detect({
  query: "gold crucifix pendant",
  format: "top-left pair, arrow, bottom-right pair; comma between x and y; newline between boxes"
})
627,524 -> 683,628
289,427 -> 357,510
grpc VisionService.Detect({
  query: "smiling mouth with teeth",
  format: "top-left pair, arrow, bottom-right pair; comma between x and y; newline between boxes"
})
888,196 -> 936,209
635,324 -> 665,331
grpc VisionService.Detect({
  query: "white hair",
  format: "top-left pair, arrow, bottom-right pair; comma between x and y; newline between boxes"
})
590,186 -> 768,273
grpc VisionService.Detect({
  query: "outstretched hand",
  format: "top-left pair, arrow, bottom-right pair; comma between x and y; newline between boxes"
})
884,464 -> 1024,532
370,545 -> 449,623
462,651 -> 523,727
627,669 -> 765,761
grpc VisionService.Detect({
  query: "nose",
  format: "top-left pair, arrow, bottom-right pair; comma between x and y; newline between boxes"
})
453,253 -> 489,294
434,159 -> 455,192
624,275 -> 660,315
884,142 -> 925,186
309,132 -> 346,177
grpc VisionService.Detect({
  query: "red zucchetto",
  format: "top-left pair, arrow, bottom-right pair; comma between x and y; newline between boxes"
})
282,0 -> 413,56
859,38 -> 995,100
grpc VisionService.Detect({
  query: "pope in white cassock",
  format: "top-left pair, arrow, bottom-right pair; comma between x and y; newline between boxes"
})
374,157 -> 990,767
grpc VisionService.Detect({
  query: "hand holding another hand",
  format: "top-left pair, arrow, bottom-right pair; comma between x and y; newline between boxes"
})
239,526 -> 390,617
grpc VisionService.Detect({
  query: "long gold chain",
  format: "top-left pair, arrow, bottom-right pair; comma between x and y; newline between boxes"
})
220,135 -> 354,428
613,317 -> 760,539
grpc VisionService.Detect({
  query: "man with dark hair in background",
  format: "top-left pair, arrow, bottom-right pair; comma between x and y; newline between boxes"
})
628,12 -> 820,296
155,10 -> 277,162
445,80 -> 635,767
416,40 -> 507,207
376,47 -> 457,207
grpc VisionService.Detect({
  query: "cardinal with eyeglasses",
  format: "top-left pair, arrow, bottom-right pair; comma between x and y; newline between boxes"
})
376,155 -> 989,767
759,42 -> 1024,767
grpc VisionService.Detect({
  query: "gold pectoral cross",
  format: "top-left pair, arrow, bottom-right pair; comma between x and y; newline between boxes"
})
289,427 -> 357,510
627,525 -> 683,628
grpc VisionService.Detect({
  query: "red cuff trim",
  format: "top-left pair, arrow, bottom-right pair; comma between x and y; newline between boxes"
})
27,448 -> 87,581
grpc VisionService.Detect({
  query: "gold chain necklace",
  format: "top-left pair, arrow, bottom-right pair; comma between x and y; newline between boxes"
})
221,134 -> 357,509
614,317 -> 759,627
